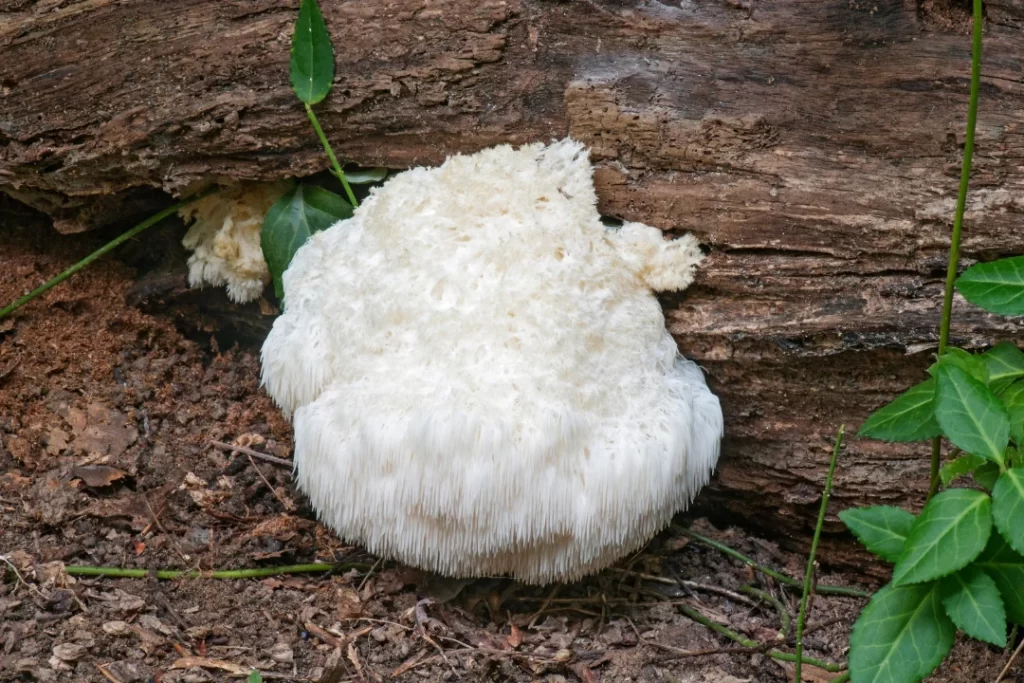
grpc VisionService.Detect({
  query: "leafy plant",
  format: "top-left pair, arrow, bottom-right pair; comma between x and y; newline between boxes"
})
842,2 -> 1024,680
261,0 -> 388,303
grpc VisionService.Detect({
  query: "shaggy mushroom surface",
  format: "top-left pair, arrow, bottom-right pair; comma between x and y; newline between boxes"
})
260,139 -> 723,583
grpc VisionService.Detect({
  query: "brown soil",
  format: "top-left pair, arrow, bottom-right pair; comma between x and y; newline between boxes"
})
0,199 -> 1018,682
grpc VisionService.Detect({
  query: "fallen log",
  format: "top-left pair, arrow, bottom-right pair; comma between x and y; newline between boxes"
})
3,0 -> 1024,547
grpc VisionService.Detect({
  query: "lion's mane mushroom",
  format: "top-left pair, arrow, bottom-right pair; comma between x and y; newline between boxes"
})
260,139 -> 723,584
180,181 -> 292,303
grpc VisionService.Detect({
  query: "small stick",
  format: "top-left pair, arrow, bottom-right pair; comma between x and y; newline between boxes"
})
210,440 -> 293,468
993,636 -> 1024,683
247,454 -> 295,511
95,663 -> 125,683
740,585 -> 792,640
795,425 -> 844,683
528,584 -> 560,629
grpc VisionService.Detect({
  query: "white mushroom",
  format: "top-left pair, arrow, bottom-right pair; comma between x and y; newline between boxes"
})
260,139 -> 723,584
180,181 -> 292,303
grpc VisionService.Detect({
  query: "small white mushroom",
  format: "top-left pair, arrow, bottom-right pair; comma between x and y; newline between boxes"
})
260,139 -> 723,584
180,181 -> 291,303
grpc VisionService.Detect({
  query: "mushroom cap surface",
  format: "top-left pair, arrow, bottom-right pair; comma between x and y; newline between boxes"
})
260,139 -> 723,583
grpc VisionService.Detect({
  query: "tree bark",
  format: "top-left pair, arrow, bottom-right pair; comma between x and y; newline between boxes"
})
3,0 -> 1024,545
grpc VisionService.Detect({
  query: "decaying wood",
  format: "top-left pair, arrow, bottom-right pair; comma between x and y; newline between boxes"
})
3,0 -> 1024,547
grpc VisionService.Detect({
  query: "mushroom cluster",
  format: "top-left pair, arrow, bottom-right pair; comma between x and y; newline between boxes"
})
260,139 -> 723,584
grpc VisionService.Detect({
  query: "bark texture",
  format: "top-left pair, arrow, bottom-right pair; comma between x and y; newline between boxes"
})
3,0 -> 1024,543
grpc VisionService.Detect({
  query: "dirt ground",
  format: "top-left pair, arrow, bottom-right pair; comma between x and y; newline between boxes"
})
0,199 -> 1019,683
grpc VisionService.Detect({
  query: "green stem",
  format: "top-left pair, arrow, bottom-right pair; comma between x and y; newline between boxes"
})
795,425 -> 845,683
675,603 -> 845,673
675,527 -> 869,599
304,102 -> 358,208
64,562 -> 370,580
828,674 -> 851,683
928,0 -> 983,501
0,190 -> 213,321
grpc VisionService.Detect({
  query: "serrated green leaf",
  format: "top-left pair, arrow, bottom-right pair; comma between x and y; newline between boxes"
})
935,364 -> 1010,465
247,672 -> 263,683
1001,381 -> 1024,446
975,533 -> 1024,624
261,185 -> 352,300
892,489 -> 992,586
290,0 -> 334,105
839,506 -> 916,564
992,468 -> 1024,556
939,453 -> 987,486
981,343 -> 1024,393
956,256 -> 1024,316
933,348 -> 989,384
940,566 -> 1007,647
975,462 -> 1001,491
849,581 -> 955,683
858,378 -> 941,442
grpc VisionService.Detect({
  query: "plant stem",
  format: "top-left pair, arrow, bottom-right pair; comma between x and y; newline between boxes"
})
64,562 -> 370,580
928,0 -> 984,501
828,674 -> 851,683
674,527 -> 869,599
675,603 -> 845,673
0,190 -> 213,322
795,425 -> 845,683
304,102 -> 358,208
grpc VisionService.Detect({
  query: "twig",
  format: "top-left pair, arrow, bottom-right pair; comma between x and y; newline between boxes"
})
740,585 -> 791,640
528,584 -> 560,628
247,454 -> 295,511
675,602 -> 845,673
64,562 -> 370,580
95,663 -> 125,683
0,188 -> 216,321
993,636 -> 1024,683
673,527 -> 869,598
357,557 -> 383,592
796,425 -> 844,683
210,440 -> 293,468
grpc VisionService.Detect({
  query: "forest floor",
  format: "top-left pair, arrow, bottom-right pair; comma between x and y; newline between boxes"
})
0,201 -> 1018,683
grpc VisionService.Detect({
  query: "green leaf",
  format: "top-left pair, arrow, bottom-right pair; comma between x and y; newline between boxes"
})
975,462 -> 1001,491
340,166 -> 388,184
848,581 -> 955,683
935,363 -> 1010,465
932,348 -> 989,384
939,453 -> 987,486
992,468 -> 1024,556
892,489 -> 992,586
858,378 -> 941,442
290,0 -> 334,105
247,672 -> 263,683
839,506 -> 916,564
940,566 -> 1007,647
261,185 -> 352,299
1001,380 -> 1024,446
975,533 -> 1024,624
956,255 -> 1024,316
982,343 -> 1024,393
